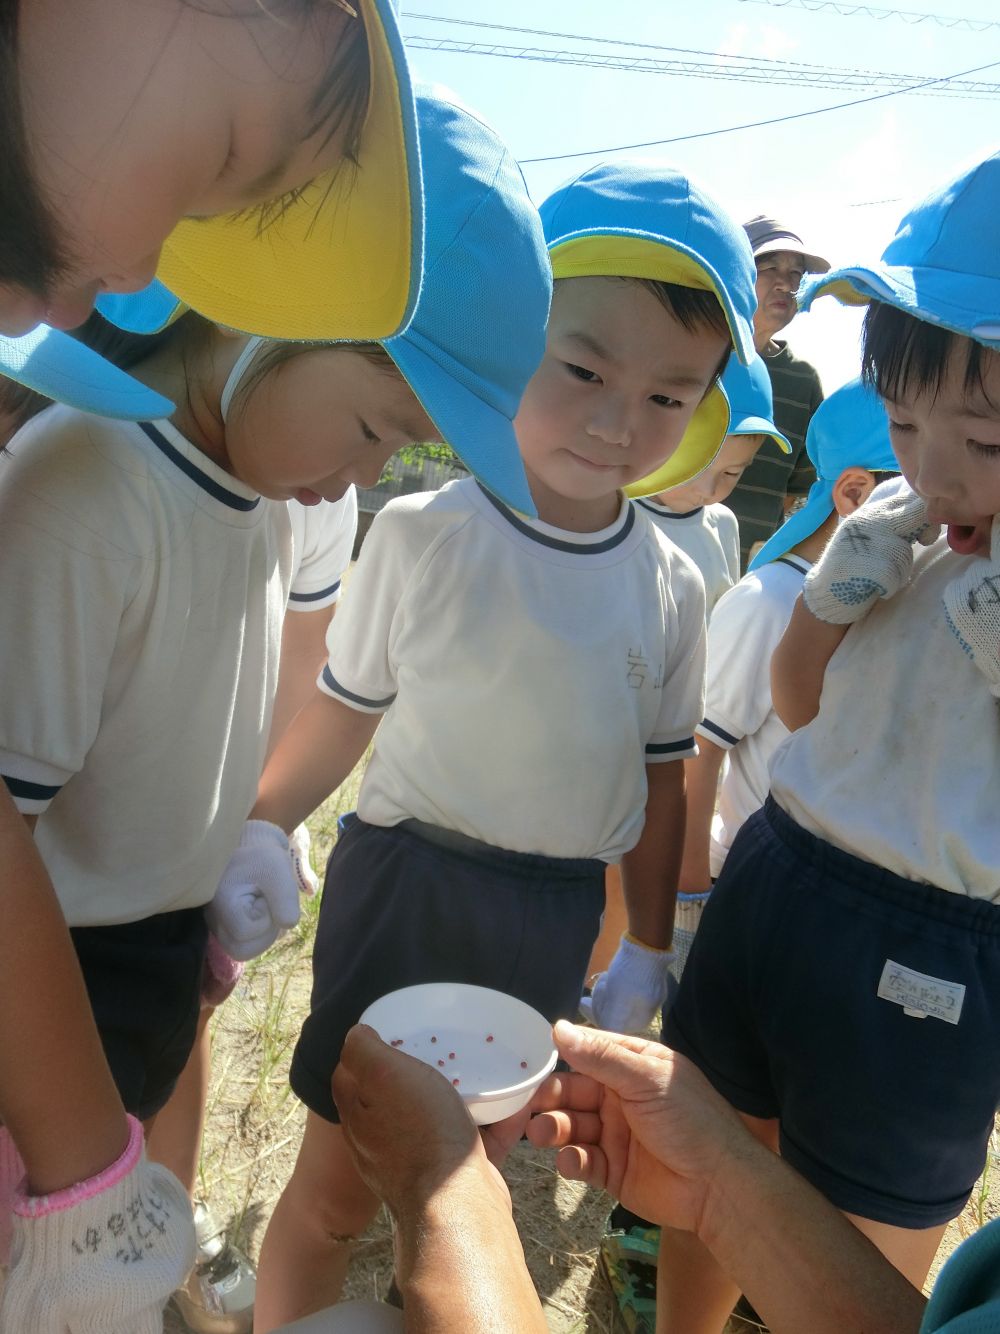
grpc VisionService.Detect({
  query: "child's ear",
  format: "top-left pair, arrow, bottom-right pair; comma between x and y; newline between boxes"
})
832,466 -> 878,517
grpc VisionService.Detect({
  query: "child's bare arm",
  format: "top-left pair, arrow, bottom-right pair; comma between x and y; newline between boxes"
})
770,597 -> 849,731
678,742 -> 726,893
582,763 -> 686,1034
266,607 -> 333,760
254,690 -> 380,834
0,786 -> 128,1193
621,760 -> 686,950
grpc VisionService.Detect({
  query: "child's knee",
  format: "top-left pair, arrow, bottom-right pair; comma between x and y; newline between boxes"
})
281,1117 -> 380,1239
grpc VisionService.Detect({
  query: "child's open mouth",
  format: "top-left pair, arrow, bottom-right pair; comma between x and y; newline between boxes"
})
946,522 -> 989,556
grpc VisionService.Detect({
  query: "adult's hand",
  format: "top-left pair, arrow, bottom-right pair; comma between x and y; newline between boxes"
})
332,1025 -> 527,1219
527,1020 -> 741,1232
333,1025 -> 547,1334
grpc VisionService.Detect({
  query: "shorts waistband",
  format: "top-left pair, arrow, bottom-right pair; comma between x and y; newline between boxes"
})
763,797 -> 1000,937
349,814 -> 604,881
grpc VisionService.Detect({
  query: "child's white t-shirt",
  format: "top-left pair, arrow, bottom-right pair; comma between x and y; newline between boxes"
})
288,489 -> 357,612
319,478 -> 707,863
0,409 -> 355,925
769,534 -> 1000,901
633,498 -> 740,618
696,555 -> 809,877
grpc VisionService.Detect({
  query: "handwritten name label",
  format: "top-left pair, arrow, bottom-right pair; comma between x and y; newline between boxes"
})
877,960 -> 965,1025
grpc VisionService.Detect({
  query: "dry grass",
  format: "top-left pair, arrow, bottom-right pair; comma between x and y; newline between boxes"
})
167,751 -> 1000,1331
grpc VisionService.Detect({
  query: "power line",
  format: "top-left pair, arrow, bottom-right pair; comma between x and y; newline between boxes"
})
509,56 -> 1000,163
405,35 -> 1000,101
734,0 -> 1000,32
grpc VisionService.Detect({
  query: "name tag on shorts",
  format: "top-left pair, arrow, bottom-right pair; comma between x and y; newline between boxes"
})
877,959 -> 965,1024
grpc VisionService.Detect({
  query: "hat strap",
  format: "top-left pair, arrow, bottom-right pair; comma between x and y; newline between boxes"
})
220,337 -> 267,424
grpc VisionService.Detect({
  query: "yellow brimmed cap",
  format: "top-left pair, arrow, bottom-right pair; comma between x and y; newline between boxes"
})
156,0 -> 422,340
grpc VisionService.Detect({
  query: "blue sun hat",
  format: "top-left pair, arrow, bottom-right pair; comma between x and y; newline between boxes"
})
748,378 -> 897,571
541,159 -> 757,497
0,327 -> 173,420
719,353 -> 789,448
380,85 -> 550,515
104,87 -> 550,515
98,281 -> 183,335
798,151 -> 1000,348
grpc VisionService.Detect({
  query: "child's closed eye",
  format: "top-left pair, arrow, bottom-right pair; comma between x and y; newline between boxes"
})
968,440 -> 1000,458
650,394 -> 682,408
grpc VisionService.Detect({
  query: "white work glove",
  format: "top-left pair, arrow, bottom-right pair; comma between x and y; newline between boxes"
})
205,820 -> 301,962
943,514 -> 1000,697
0,1115 -> 195,1334
580,934 -> 677,1035
803,486 -> 940,625
288,822 -> 320,896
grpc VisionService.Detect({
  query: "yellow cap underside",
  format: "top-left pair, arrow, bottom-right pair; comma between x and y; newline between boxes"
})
157,0 -> 413,340
810,278 -> 871,307
550,235 -> 719,294
625,382 -> 730,498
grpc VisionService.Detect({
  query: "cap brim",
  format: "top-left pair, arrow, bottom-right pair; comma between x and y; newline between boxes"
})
751,238 -> 830,273
747,479 -> 833,571
386,337 -> 536,517
550,233 -> 757,366
155,0 -> 422,340
729,414 -> 791,454
625,382 -> 730,498
799,265 -> 1000,348
0,326 -> 174,420
98,280 -> 186,334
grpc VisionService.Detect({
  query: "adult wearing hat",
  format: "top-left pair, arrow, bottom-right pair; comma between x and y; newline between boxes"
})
726,216 -> 830,570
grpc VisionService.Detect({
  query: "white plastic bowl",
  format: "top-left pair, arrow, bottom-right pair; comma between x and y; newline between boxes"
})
360,982 -> 558,1125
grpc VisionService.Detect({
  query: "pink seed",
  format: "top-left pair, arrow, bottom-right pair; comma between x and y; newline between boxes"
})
437,1060 -> 445,1067
520,1061 -> 528,1069
452,1078 -> 460,1086
449,1052 -> 456,1060
486,1034 -> 494,1043
430,1036 -> 437,1043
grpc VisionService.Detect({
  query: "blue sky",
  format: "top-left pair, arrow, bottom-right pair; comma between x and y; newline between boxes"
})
402,1 -> 1000,390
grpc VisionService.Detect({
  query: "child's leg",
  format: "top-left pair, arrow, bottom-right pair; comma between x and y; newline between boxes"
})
145,1006 -> 213,1195
586,865 -> 628,980
254,1111 -> 380,1333
844,1213 -> 946,1290
655,1113 -> 779,1334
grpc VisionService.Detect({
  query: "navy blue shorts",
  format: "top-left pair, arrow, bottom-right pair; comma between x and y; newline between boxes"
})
663,798 -> 1000,1229
291,815 -> 605,1123
71,908 -> 208,1122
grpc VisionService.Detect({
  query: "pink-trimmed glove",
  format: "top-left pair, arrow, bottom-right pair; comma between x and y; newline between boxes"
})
205,820 -> 301,962
580,934 -> 678,1036
943,514 -> 1000,697
0,1116 -> 195,1334
803,486 -> 940,625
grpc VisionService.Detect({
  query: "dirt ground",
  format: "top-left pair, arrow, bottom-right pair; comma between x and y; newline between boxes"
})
168,763 -> 1000,1332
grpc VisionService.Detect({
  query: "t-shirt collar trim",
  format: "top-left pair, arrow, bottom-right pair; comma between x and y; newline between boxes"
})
139,422 -> 260,512
477,483 -> 635,555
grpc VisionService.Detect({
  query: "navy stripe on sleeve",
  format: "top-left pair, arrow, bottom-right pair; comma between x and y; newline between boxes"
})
289,579 -> 341,604
699,718 -> 740,747
645,737 -> 695,756
321,664 -> 396,710
3,774 -> 62,801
